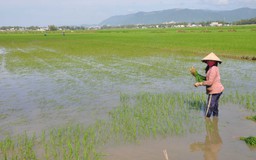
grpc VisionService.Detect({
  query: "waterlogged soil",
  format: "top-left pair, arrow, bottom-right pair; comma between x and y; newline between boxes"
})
102,104 -> 256,160
0,47 -> 256,159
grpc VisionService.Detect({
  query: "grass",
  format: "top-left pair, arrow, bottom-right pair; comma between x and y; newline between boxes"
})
0,25 -> 256,159
1,26 -> 256,76
1,25 -> 256,57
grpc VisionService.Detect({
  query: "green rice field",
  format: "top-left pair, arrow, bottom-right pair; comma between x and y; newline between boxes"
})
0,25 -> 256,159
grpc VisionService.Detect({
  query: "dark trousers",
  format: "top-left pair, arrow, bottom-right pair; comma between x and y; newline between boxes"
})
205,92 -> 222,117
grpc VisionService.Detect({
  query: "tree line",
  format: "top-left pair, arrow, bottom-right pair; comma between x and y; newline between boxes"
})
233,17 -> 256,25
1,18 -> 256,31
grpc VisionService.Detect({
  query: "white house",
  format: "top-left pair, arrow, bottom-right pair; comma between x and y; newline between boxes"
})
210,22 -> 223,27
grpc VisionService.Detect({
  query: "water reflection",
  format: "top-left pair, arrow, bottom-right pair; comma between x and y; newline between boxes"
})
1,55 -> 6,72
190,117 -> 222,160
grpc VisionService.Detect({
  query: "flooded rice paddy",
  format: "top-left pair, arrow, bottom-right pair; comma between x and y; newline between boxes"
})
0,46 -> 255,159
103,104 -> 256,160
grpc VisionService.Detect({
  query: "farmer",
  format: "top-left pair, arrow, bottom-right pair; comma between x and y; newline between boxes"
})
193,52 -> 224,118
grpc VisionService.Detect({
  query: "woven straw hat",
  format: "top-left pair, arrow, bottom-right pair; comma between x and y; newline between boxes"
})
201,52 -> 222,64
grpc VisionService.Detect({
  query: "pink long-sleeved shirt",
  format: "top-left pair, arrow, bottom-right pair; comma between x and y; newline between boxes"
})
203,66 -> 224,94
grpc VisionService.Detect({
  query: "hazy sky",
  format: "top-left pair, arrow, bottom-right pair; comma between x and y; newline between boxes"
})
1,0 -> 256,26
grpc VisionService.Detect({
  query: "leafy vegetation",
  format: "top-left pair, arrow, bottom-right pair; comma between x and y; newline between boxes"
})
240,136 -> 256,146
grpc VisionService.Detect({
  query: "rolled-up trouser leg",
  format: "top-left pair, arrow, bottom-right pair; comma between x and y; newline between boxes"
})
205,93 -> 222,117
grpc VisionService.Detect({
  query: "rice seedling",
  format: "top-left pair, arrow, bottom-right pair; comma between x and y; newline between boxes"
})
0,91 -> 206,159
240,136 -> 256,146
0,114 -> 8,119
0,89 -> 256,159
246,115 -> 256,122
0,25 -> 255,159
221,91 -> 256,111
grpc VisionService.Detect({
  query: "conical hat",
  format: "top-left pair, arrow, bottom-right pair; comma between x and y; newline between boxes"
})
201,52 -> 222,63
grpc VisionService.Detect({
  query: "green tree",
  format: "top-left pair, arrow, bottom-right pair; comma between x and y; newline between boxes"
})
48,25 -> 58,31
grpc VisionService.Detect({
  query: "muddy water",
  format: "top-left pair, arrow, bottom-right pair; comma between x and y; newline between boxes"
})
0,47 -> 255,158
0,48 -> 198,136
102,104 -> 256,160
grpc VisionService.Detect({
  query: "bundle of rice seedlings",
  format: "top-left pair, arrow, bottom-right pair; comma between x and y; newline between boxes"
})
189,66 -> 206,82
240,136 -> 256,146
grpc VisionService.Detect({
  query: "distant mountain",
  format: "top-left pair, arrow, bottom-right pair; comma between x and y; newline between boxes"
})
100,8 -> 256,26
